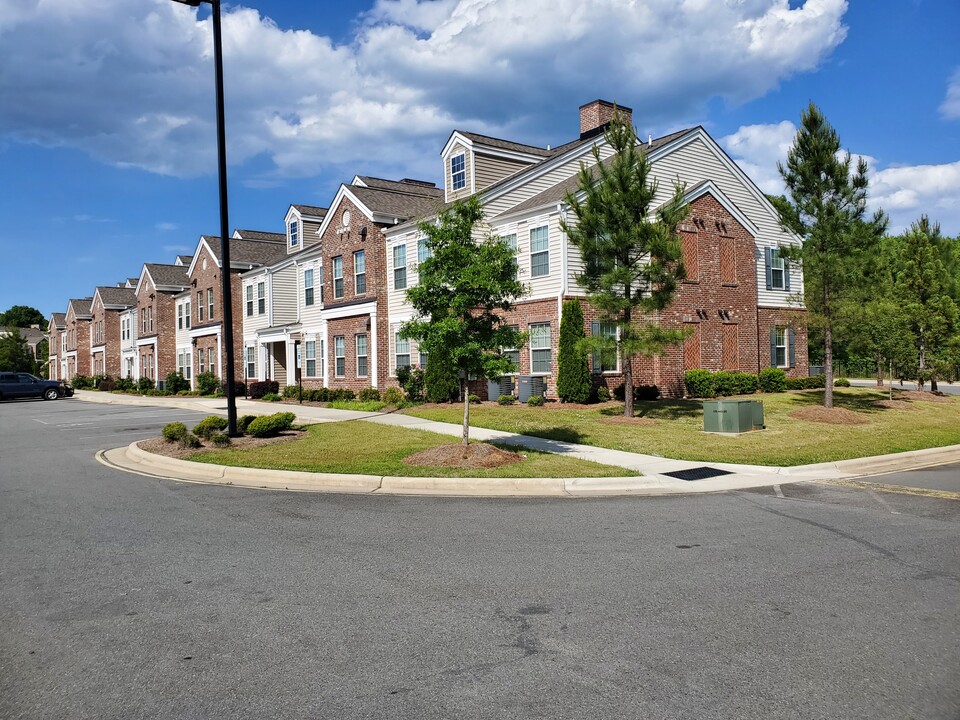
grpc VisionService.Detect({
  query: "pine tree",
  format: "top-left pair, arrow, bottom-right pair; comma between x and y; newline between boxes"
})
556,299 -> 591,403
561,113 -> 690,417
776,102 -> 887,408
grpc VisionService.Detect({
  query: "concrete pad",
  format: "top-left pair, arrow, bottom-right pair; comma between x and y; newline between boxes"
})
378,475 -> 568,496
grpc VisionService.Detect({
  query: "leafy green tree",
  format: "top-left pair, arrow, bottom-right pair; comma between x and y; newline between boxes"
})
0,328 -> 36,372
34,338 -> 49,377
775,102 -> 887,408
841,299 -> 915,386
401,197 -> 526,445
0,305 -> 47,330
556,299 -> 591,403
561,113 -> 690,418
424,346 -> 460,403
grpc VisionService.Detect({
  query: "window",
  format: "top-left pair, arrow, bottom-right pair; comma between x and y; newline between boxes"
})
451,153 -> 466,191
770,326 -> 794,368
207,288 -> 214,320
529,322 -> 551,374
334,336 -> 345,377
395,334 -> 410,371
318,267 -> 324,303
177,304 -> 184,330
333,256 -> 344,299
355,334 -> 368,377
502,233 -> 518,280
591,322 -> 618,373
198,349 -> 205,375
257,282 -> 265,315
354,250 -> 366,295
289,219 -> 299,247
246,285 -> 253,316
530,226 -> 549,277
148,307 -> 153,333
185,302 -> 190,329
246,346 -> 256,378
418,239 -> 431,264
502,325 -> 520,374
419,351 -> 429,369
304,268 -> 314,306
305,341 -> 316,377
393,245 -> 407,290
197,291 -> 204,322
765,247 -> 789,291
177,351 -> 186,377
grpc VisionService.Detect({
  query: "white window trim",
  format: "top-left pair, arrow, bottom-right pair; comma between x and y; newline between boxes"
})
451,153 -> 466,191
529,322 -> 551,375
356,334 -> 368,378
334,336 -> 346,378
354,250 -> 366,295
529,225 -> 550,278
333,256 -> 344,299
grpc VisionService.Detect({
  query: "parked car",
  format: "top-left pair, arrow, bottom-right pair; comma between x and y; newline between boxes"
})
0,373 -> 74,401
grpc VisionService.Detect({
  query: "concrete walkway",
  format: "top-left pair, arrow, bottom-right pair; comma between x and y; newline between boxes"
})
78,390 -> 960,497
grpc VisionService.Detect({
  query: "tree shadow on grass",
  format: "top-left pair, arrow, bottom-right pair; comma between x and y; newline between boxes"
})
630,399 -> 703,421
522,426 -> 586,444
783,389 -> 890,414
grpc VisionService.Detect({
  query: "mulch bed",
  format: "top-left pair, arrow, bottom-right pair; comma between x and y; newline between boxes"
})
139,431 -> 305,460
599,416 -> 658,426
788,407 -> 870,425
874,399 -> 915,410
403,443 -> 523,468
895,391 -> 953,402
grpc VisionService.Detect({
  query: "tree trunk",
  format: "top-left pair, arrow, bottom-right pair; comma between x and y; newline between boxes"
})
622,348 -> 633,418
918,330 -> 926,393
875,353 -> 883,387
824,323 -> 834,408
461,377 -> 470,446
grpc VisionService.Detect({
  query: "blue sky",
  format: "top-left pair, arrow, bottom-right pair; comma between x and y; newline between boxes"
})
1,0 -> 958,319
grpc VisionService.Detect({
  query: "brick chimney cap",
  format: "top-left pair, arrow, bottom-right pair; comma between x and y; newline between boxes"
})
579,99 -> 633,113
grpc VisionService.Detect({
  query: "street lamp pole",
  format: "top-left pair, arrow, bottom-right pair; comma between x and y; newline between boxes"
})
172,0 -> 237,434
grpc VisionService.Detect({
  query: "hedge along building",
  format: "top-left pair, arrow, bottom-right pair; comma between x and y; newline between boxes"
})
383,100 -> 807,399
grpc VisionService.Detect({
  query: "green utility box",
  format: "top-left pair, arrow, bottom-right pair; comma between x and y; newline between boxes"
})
702,399 -> 765,434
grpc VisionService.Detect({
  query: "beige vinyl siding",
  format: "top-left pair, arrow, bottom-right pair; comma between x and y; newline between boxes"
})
444,142 -> 473,202
511,214 -> 563,300
474,153 -> 529,192
647,134 -> 802,308
174,296 -> 191,349
298,258 -> 324,329
241,276 -> 272,335
302,220 -> 322,247
387,232 -> 418,323
271,265 -> 298,325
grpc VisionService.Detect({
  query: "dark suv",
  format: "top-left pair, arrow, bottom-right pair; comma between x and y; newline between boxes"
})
0,373 -> 74,401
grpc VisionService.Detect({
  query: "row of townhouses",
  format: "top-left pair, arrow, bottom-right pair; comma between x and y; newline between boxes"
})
47,100 -> 808,398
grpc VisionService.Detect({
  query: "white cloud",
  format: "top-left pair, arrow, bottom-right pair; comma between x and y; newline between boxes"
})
721,122 -> 960,235
0,0 -> 849,181
941,67 -> 960,120
156,222 -> 179,232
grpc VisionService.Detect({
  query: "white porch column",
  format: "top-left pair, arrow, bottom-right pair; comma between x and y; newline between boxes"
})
216,331 -> 223,379
369,310 -> 378,388
320,320 -> 329,389
286,340 -> 297,387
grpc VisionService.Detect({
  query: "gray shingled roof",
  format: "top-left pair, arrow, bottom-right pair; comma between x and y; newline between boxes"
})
349,186 -> 446,223
176,255 -> 193,265
293,204 -> 328,218
234,229 -> 285,243
96,286 -> 137,308
456,131 -> 552,158
68,298 -> 93,317
202,236 -> 289,268
50,313 -> 66,329
354,176 -> 442,197
145,263 -> 190,289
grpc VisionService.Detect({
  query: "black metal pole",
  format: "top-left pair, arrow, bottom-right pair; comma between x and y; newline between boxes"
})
210,0 -> 237,435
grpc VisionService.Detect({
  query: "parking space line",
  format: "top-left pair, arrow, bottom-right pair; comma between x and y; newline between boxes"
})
773,484 -> 785,498
867,489 -> 901,514
32,419 -> 49,424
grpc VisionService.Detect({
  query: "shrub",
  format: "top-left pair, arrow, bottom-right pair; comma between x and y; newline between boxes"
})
137,377 -> 155,393
164,371 -> 190,394
424,350 -> 459,403
613,383 -> 662,402
195,372 -> 219,396
98,378 -> 116,392
162,422 -> 188,443
193,415 -> 229,439
115,377 -> 135,392
787,374 -> 826,390
498,394 -> 516,405
233,381 -> 247,397
262,393 -> 282,402
329,400 -> 386,412
177,390 -> 202,396
382,386 -> 407,407
249,380 -> 280,400
247,411 -> 296,438
527,394 -> 545,407
211,433 -> 231,447
596,386 -> 611,402
758,367 -> 787,393
179,433 -> 201,449
683,370 -> 716,398
143,389 -> 169,396
835,377 -> 851,387
396,366 -> 425,402
282,385 -> 300,399
237,415 -> 257,434
469,394 -> 480,404
557,299 -> 591,403
358,387 -> 381,402
71,374 -> 92,390
331,388 -> 356,402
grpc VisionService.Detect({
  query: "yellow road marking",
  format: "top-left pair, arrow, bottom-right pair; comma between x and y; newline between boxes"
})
814,478 -> 960,501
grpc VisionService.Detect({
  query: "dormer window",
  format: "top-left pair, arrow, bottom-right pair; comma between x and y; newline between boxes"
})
289,219 -> 300,247
451,154 -> 466,191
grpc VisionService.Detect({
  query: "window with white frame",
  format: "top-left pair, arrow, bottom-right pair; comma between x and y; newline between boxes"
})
207,288 -> 214,320
246,285 -> 253,316
289,219 -> 299,247
354,250 -> 366,295
530,225 -> 549,277
304,268 -> 315,306
318,266 -> 324,303
395,333 -> 410,371
148,307 -> 153,333
333,256 -> 344,299
766,247 -> 789,291
177,304 -> 184,330
334,336 -> 345,377
197,291 -> 204,322
773,327 -> 789,368
246,346 -> 256,378
356,334 -> 368,377
529,322 -> 551,374
393,245 -> 407,290
502,324 -> 520,374
305,341 -> 316,377
198,349 -> 205,375
502,233 -> 518,280
257,282 -> 265,315
451,153 -> 466,191
418,239 -> 431,264
184,301 -> 190,329
591,322 -> 618,373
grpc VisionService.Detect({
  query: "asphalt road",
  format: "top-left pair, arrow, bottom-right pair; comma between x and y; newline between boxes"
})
2,399 -> 959,719
849,378 -> 960,396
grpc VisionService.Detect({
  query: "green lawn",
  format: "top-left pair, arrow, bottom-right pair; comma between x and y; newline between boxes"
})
189,420 -> 636,478
402,388 -> 960,466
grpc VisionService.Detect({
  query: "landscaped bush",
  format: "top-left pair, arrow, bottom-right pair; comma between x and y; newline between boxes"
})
786,374 -> 826,390
396,366 -> 425,402
115,377 -> 135,392
193,415 -> 229,439
424,350 -> 459,403
595,386 -> 611,402
143,389 -> 169,396
179,433 -> 202,449
247,411 -> 296,438
195,372 -> 219,396
835,377 -> 851,387
758,367 -> 787,393
211,433 -> 231,447
164,371 -> 190,394
498,394 -> 516,405
162,422 -> 188,443
71,374 -> 93,390
177,390 -> 202,396
556,299 -> 591,403
329,400 -> 386,412
249,380 -> 280,399
527,394 -> 545,407
712,371 -> 758,397
232,381 -> 246,397
98,378 -> 116,392
469,394 -> 481,404
612,383 -> 661,402
237,415 -> 257,434
382,386 -> 407,407
331,388 -> 356,401
137,377 -> 155,393
683,370 -> 716,398
282,385 -> 301,399
262,393 -> 282,402
358,387 -> 381,402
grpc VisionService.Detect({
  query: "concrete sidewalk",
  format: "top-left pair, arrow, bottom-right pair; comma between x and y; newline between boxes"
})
78,390 -> 960,497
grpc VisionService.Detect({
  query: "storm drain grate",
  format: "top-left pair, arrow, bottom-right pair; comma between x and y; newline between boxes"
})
663,466 -> 734,482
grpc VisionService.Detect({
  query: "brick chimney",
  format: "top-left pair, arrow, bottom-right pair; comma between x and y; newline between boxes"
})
579,99 -> 633,139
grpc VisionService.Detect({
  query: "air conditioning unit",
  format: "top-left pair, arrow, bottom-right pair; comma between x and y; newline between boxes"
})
487,376 -> 514,400
517,375 -> 546,402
